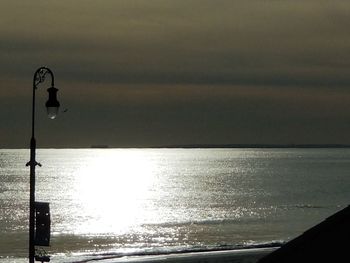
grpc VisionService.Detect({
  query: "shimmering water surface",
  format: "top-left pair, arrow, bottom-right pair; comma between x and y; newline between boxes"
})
0,148 -> 349,262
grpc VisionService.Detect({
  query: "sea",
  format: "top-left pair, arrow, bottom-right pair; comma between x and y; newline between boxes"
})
0,148 -> 349,262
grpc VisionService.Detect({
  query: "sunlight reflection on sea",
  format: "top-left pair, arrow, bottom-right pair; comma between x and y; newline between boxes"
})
1,148 -> 350,262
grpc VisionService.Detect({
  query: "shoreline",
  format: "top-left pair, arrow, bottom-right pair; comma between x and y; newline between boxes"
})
69,247 -> 278,263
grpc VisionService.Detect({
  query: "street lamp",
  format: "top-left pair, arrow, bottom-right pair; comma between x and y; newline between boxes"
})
26,67 -> 60,263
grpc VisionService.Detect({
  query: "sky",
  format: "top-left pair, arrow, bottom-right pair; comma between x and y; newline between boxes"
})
1,0 -> 350,148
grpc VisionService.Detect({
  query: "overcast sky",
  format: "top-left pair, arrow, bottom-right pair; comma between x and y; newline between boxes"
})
1,0 -> 350,147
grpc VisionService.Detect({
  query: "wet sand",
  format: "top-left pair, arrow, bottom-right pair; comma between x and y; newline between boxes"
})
93,247 -> 278,263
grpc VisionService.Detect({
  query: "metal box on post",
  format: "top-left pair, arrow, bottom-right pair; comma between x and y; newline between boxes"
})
34,202 -> 51,247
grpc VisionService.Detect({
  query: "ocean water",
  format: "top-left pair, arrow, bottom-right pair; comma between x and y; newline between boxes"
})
0,148 -> 349,262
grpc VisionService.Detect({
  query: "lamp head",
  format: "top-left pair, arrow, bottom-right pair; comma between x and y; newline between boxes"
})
46,86 -> 60,119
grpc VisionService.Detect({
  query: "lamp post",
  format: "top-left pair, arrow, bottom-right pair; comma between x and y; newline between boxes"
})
26,67 -> 60,263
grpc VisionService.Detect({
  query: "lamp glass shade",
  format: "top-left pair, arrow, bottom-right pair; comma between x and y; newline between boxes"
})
46,87 -> 60,119
47,106 -> 59,119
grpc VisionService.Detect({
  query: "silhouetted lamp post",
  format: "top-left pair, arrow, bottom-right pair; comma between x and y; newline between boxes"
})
27,67 -> 60,263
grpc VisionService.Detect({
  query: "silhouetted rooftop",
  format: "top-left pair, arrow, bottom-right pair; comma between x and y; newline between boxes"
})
258,205 -> 350,263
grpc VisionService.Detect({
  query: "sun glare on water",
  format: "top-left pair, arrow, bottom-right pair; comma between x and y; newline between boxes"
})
72,150 -> 157,235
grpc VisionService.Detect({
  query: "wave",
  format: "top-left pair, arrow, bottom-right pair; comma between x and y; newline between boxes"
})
141,218 -> 238,228
140,217 -> 267,228
294,204 -> 327,209
64,241 -> 285,263
281,204 -> 340,210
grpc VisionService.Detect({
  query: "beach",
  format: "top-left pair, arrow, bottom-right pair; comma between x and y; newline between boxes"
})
77,248 -> 277,263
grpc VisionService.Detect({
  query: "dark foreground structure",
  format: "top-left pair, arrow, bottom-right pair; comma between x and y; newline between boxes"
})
258,205 -> 350,263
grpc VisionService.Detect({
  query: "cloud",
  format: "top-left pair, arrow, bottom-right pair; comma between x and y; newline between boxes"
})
1,0 -> 350,87
2,1 -> 350,147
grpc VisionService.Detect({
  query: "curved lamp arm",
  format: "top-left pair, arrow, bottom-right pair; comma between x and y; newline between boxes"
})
31,66 -> 60,137
33,67 -> 55,88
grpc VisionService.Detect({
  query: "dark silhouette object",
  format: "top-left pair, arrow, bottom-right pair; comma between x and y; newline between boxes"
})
34,202 -> 50,246
35,248 -> 50,262
258,205 -> 350,263
27,67 -> 60,263
34,256 -> 50,263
